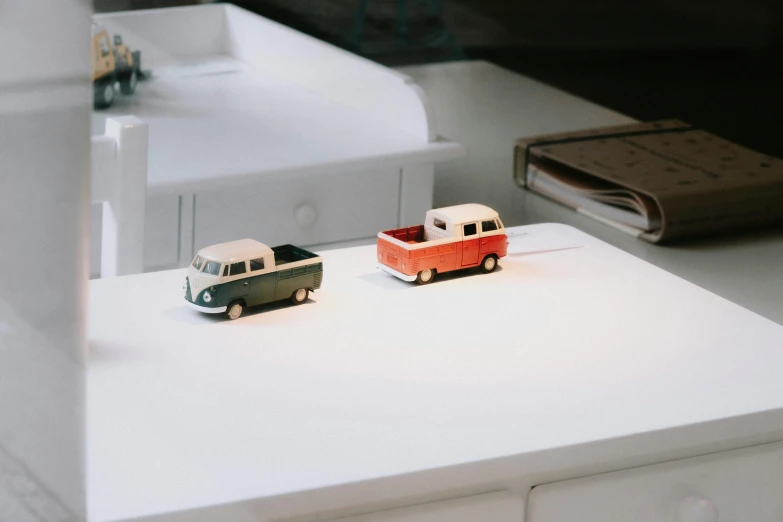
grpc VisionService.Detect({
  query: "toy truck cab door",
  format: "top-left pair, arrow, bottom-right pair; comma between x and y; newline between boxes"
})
460,222 -> 480,266
246,254 -> 277,306
478,217 -> 507,257
220,260 -> 251,305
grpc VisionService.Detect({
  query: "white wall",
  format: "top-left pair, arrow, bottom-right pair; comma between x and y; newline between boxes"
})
0,0 -> 92,519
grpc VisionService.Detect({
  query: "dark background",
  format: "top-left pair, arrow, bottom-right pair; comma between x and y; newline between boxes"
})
95,0 -> 783,158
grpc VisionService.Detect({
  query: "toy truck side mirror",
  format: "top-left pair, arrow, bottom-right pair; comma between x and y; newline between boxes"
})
113,34 -> 123,46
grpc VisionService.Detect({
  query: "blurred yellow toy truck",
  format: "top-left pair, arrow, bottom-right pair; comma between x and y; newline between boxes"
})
92,28 -> 142,109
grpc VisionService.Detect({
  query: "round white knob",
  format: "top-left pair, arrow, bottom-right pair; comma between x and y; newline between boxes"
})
294,204 -> 317,228
676,495 -> 718,522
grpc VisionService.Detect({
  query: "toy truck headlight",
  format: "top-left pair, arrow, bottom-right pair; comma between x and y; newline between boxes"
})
202,291 -> 212,303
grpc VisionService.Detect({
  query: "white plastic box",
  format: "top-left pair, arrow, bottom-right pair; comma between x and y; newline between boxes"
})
90,3 -> 463,277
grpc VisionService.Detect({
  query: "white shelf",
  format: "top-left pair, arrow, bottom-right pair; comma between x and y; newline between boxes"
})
88,224 -> 783,522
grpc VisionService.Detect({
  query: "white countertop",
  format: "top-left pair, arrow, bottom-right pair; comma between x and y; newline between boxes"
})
88,224 -> 783,522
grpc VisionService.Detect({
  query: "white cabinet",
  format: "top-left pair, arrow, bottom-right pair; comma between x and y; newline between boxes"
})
324,492 -> 524,522
89,167 -> 413,277
527,441 -> 783,522
89,165 -> 435,277
88,5 -> 462,278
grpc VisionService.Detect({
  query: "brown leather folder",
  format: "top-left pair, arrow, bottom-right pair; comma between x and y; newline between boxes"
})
514,120 -> 783,243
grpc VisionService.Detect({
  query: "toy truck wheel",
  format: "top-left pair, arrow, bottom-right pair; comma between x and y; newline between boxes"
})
94,80 -> 115,109
119,69 -> 138,95
415,268 -> 435,285
226,300 -> 244,320
481,254 -> 498,273
132,51 -> 142,74
291,288 -> 309,305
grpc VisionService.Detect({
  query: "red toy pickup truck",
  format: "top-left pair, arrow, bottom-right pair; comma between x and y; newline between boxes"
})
377,204 -> 508,284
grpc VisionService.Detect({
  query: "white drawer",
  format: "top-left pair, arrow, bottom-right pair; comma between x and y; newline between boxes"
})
193,168 -> 401,252
323,491 -> 524,522
527,441 -> 783,522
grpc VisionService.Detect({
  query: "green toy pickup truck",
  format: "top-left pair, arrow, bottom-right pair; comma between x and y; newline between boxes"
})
184,239 -> 323,320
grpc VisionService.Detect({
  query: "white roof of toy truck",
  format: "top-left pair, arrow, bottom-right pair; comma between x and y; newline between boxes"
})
197,239 -> 272,263
427,204 -> 500,225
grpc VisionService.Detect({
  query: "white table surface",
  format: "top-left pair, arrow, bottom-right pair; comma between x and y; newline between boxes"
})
88,224 -> 783,522
400,61 -> 783,325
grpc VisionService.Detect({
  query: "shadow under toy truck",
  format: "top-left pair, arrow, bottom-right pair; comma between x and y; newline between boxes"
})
377,203 -> 508,284
92,28 -> 142,109
184,239 -> 323,320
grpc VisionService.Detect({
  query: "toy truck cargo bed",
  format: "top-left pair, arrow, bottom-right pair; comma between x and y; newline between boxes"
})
272,244 -> 320,264
272,245 -> 324,297
380,225 -> 426,244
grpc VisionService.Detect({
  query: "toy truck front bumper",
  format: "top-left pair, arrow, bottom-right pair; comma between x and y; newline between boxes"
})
377,264 -> 417,282
185,300 -> 227,314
